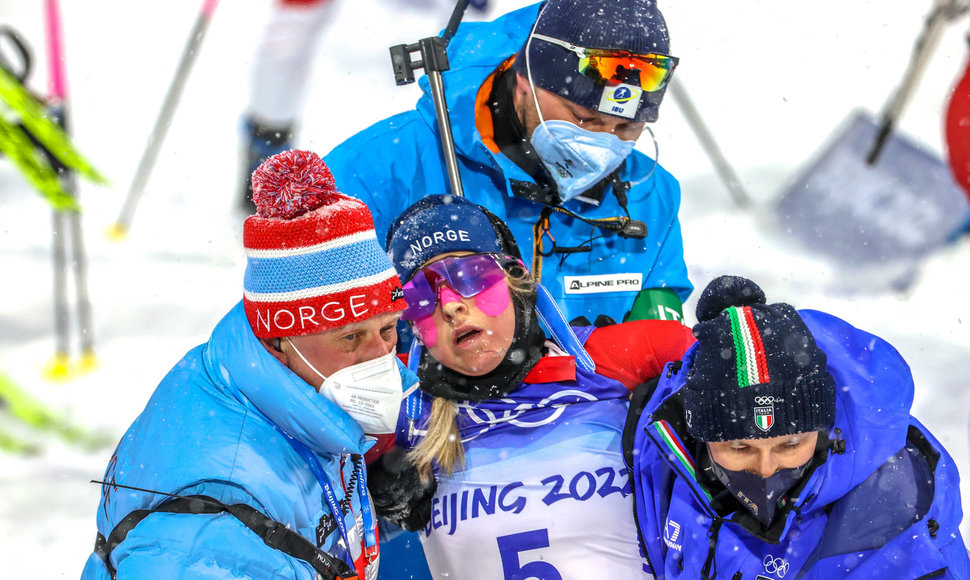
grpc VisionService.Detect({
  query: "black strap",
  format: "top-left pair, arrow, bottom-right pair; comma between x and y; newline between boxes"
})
0,25 -> 33,82
94,495 -> 358,580
623,375 -> 660,472
621,374 -> 661,571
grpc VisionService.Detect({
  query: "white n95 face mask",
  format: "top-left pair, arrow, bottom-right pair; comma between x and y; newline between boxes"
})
285,339 -> 403,435
531,120 -> 636,202
523,28 -> 636,202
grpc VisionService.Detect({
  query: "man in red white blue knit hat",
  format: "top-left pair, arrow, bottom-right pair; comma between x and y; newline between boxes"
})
81,150 -> 416,580
244,149 -> 405,341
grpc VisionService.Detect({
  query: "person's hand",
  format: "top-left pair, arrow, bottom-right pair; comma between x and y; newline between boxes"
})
367,446 -> 437,532
468,0 -> 488,12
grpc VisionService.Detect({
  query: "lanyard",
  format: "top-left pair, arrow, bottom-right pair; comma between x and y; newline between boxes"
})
404,341 -> 427,447
276,427 -> 378,570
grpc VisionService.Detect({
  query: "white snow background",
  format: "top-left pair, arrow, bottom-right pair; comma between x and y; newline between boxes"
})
2,0 -> 970,576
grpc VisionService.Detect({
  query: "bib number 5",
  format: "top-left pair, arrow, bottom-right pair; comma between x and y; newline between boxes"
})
496,529 -> 563,580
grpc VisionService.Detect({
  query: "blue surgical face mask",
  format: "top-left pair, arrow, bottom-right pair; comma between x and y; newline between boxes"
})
710,458 -> 812,528
530,121 -> 636,202
523,27 -> 637,203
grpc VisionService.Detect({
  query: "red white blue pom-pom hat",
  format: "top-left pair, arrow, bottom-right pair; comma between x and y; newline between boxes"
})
243,150 -> 406,338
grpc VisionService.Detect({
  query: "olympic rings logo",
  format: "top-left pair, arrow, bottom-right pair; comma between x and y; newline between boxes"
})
463,389 -> 597,428
754,396 -> 776,406
763,555 -> 790,577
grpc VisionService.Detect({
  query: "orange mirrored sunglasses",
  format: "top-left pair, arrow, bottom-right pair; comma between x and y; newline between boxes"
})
532,33 -> 678,92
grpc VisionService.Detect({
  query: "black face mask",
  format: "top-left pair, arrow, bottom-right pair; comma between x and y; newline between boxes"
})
710,459 -> 812,528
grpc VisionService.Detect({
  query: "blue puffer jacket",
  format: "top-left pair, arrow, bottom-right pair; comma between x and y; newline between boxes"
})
629,309 -> 970,579
80,302 -> 419,580
324,2 -> 691,325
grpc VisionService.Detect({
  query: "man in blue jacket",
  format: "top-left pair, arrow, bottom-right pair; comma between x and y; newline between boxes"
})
627,275 -> 970,579
81,150 -> 426,579
324,0 -> 692,327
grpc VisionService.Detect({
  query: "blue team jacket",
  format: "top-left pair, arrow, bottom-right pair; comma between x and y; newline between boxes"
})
630,309 -> 970,579
80,302 -> 419,579
324,2 -> 691,325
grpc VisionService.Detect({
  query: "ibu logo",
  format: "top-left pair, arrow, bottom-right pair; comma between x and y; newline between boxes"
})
607,86 -> 640,103
598,82 -> 640,118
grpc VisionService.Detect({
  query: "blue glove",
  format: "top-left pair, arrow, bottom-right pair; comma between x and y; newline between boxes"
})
469,0 -> 488,12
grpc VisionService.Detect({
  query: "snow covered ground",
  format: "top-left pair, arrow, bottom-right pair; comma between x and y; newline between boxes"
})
2,0 -> 970,576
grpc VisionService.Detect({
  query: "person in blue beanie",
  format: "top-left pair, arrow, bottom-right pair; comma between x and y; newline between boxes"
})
81,150 -> 417,580
367,194 -> 696,577
626,275 -> 970,579
325,0 -> 692,329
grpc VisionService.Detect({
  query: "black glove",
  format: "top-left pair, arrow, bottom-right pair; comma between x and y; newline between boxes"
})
569,315 -> 616,328
367,446 -> 437,532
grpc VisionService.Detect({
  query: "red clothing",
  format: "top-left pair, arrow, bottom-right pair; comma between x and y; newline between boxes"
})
946,53 -> 970,203
583,319 -> 696,389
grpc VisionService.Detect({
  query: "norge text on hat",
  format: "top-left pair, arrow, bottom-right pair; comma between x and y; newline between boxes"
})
385,194 -> 521,284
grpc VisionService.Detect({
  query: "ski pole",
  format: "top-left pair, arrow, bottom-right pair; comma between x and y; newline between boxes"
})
48,0 -> 95,367
0,17 -> 74,372
49,209 -> 70,374
47,0 -> 95,365
44,0 -> 97,377
667,78 -> 752,208
389,0 -> 470,197
109,0 -> 219,239
867,0 -> 968,165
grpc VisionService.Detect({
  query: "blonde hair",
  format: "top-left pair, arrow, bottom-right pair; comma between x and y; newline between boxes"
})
410,398 -> 464,480
408,260 -> 536,480
504,259 -> 535,300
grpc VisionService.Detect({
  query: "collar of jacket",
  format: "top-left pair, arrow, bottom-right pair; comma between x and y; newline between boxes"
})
482,62 -> 624,207
645,392 -> 824,545
797,309 -> 914,507
202,301 -> 376,458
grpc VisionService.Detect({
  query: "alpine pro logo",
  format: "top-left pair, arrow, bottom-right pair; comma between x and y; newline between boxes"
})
597,81 -> 641,119
663,519 -> 682,552
564,273 -> 642,295
754,395 -> 776,433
